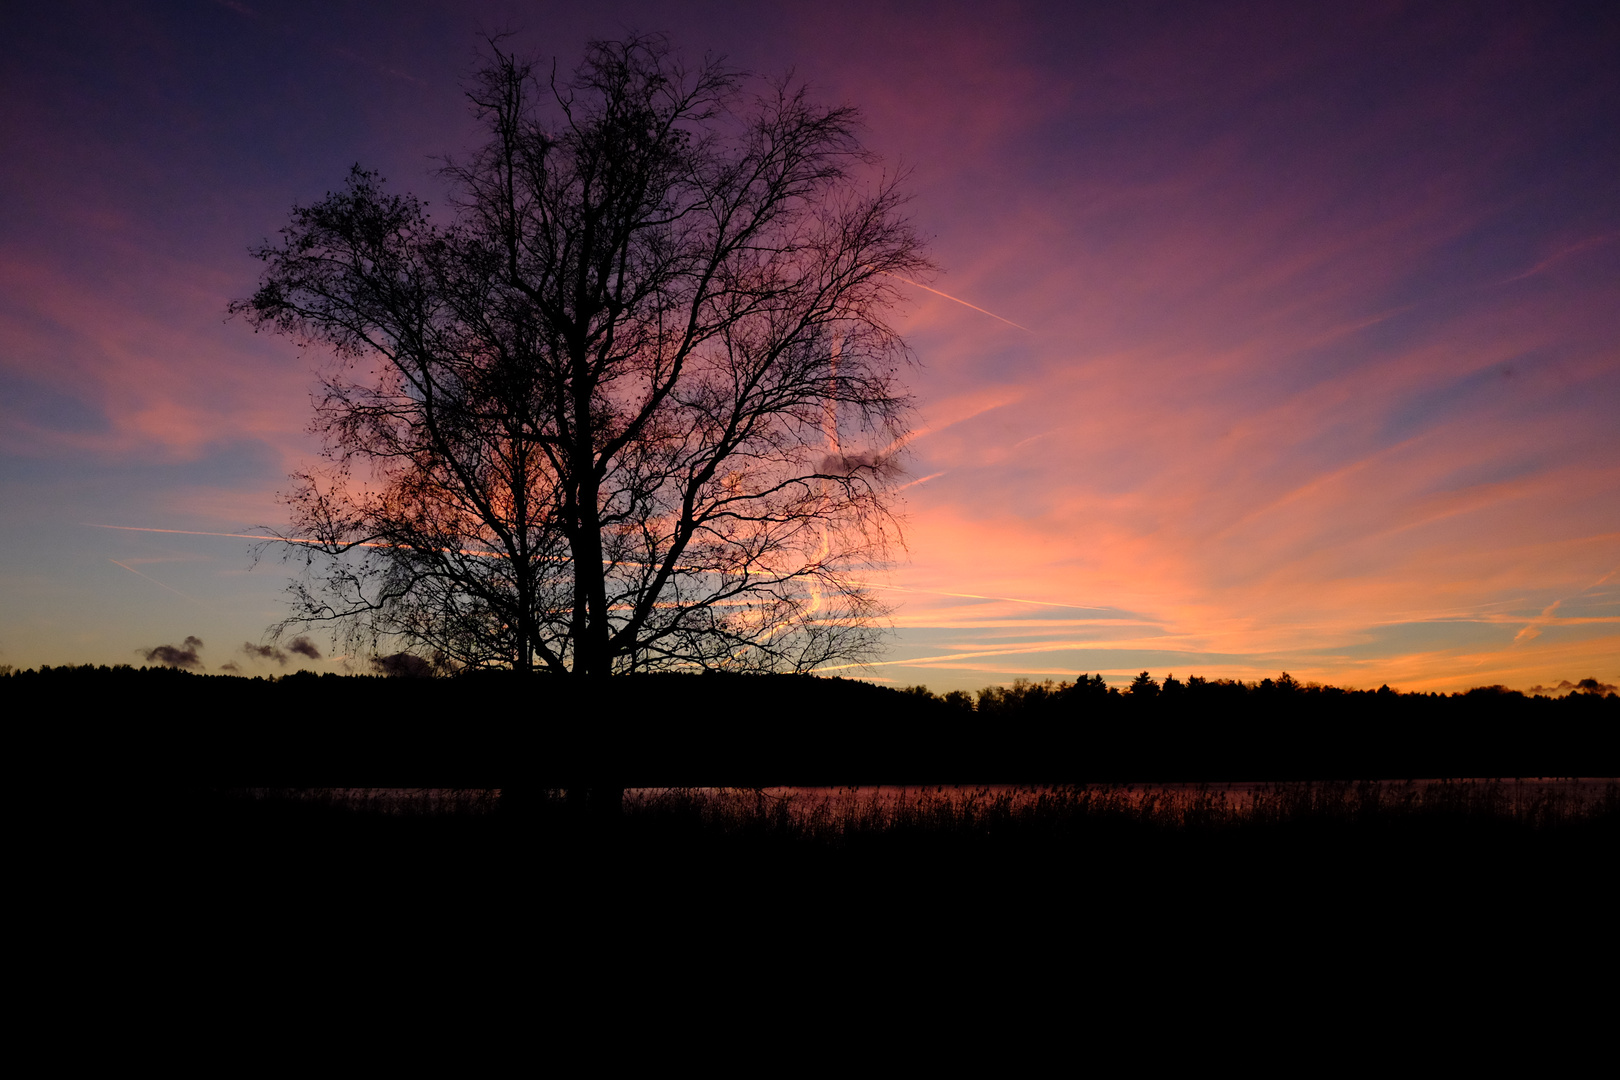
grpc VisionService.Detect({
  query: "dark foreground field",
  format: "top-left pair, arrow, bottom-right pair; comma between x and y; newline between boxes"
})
129,781 -> 1615,968
83,777 -> 1616,1052
25,666 -> 1614,1039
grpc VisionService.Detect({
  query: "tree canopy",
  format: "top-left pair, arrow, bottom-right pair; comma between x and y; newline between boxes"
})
233,36 -> 931,676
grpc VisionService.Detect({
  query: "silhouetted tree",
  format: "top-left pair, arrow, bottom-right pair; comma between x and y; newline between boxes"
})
233,35 -> 931,677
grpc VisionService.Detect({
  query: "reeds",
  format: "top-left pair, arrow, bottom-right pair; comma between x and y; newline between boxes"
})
609,779 -> 1618,846
223,787 -> 502,816
206,780 -> 1617,840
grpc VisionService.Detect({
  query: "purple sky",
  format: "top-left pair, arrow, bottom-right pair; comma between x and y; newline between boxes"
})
3,1 -> 1616,691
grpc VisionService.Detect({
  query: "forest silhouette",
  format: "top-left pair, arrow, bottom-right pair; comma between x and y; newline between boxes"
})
10,664 -> 1614,783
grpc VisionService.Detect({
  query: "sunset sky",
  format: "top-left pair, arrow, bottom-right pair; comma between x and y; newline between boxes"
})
2,1 -> 1616,692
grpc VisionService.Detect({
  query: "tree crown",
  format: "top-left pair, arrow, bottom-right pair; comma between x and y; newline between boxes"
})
232,35 -> 932,676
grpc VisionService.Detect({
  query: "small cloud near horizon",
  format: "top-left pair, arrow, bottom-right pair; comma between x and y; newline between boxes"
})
241,636 -> 323,665
372,652 -> 434,678
142,635 -> 203,668
286,636 -> 322,660
1526,677 -> 1617,695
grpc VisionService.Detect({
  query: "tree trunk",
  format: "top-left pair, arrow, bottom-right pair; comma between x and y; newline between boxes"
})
571,474 -> 614,676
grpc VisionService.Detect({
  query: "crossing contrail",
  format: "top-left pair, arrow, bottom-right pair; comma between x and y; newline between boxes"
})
87,525 -> 1120,609
90,523 -> 304,543
880,272 -> 1034,333
85,523 -> 504,558
109,558 -> 201,603
843,578 -> 1114,611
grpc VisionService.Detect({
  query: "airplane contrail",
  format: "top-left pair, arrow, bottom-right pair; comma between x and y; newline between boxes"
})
843,578 -> 1115,612
880,272 -> 1034,333
109,559 -> 201,603
817,639 -> 1144,672
89,523 -> 1115,617
90,523 -> 306,543
892,471 -> 947,492
86,523 -> 505,559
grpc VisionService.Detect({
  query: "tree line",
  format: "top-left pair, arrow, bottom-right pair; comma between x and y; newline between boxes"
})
901,670 -> 1619,716
8,664 -> 1613,782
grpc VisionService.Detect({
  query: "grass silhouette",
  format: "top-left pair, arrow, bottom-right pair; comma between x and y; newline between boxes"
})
607,778 -> 1618,844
